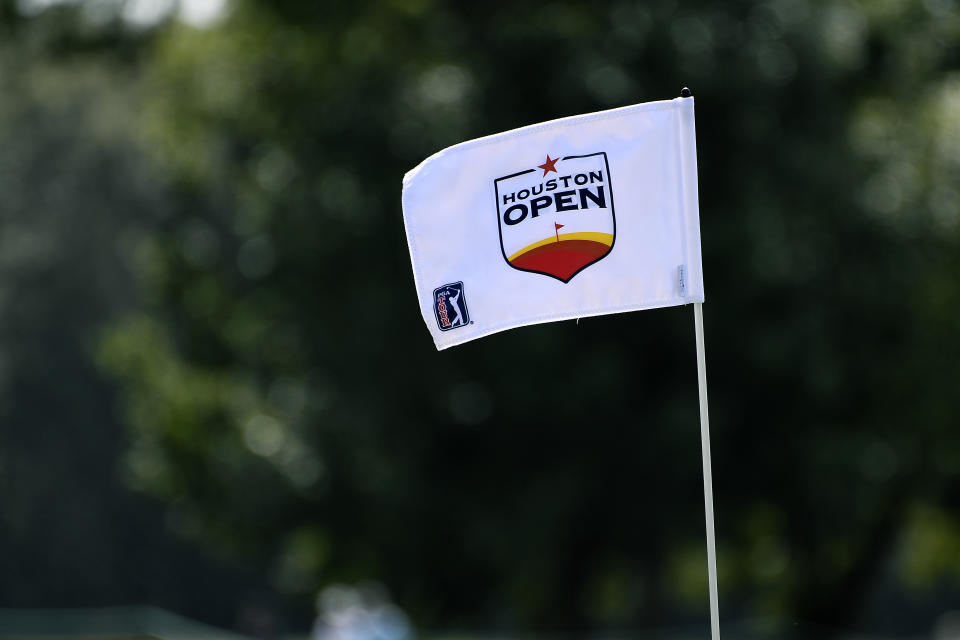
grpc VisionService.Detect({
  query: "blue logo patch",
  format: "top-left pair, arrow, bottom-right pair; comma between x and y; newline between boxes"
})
433,282 -> 469,331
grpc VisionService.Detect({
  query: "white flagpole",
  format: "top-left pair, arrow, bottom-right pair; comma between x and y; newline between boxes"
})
694,301 -> 720,640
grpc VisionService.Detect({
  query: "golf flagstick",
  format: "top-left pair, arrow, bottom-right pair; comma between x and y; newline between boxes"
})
694,301 -> 720,640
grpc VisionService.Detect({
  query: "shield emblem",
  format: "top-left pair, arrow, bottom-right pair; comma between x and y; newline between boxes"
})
495,152 -> 615,283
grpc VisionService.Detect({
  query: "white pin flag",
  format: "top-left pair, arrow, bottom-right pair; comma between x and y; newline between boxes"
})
402,96 -> 704,351
401,93 -> 721,640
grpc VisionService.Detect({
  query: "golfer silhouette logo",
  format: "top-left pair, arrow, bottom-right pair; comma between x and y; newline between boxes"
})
433,282 -> 470,331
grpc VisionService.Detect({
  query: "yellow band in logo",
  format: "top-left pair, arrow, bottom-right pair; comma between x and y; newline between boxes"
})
507,232 -> 614,262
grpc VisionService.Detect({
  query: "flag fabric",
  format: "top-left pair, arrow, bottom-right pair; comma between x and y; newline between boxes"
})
401,96 -> 704,350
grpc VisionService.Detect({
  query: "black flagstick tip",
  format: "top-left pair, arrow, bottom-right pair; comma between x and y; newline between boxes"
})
680,87 -> 692,98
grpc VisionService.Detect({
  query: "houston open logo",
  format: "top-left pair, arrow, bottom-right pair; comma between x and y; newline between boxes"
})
495,152 -> 615,283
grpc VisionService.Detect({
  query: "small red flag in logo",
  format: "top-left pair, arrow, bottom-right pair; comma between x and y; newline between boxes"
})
554,222 -> 564,242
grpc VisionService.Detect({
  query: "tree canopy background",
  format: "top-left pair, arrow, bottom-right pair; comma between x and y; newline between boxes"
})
1,0 -> 959,637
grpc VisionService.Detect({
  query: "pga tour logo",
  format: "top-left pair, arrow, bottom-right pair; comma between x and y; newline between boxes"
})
495,152 -> 615,283
433,281 -> 470,331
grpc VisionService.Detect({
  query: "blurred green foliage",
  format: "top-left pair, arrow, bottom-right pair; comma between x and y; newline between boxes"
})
1,0 -> 960,637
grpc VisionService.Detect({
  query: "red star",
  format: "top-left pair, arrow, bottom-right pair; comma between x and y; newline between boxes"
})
537,154 -> 559,176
